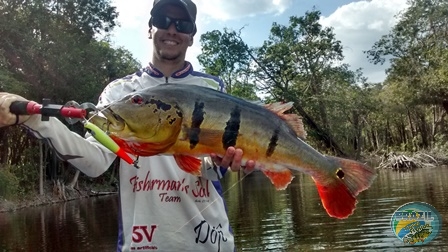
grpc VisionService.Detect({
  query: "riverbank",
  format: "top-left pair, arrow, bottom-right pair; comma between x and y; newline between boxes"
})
0,181 -> 116,212
1,150 -> 446,213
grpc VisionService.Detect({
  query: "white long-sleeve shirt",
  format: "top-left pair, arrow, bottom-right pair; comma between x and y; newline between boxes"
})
23,62 -> 235,252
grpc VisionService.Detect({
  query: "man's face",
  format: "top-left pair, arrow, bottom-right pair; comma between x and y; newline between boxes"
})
152,4 -> 193,62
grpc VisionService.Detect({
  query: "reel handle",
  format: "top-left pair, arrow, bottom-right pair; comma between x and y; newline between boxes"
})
10,99 -> 86,121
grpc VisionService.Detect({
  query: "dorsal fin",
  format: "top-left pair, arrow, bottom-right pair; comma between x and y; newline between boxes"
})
264,102 -> 307,139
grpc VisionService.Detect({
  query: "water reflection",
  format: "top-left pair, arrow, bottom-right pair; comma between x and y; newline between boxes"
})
0,196 -> 119,251
222,167 -> 448,251
0,167 -> 447,251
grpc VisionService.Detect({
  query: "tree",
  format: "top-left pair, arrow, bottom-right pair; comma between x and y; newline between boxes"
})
198,10 -> 376,157
198,28 -> 257,99
365,0 -> 448,150
366,0 -> 448,111
253,10 -> 359,156
0,0 -> 140,196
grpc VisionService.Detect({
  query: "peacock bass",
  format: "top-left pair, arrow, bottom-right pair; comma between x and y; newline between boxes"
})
89,84 -> 377,219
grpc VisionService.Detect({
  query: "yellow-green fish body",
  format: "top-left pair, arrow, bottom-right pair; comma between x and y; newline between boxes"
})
91,84 -> 377,219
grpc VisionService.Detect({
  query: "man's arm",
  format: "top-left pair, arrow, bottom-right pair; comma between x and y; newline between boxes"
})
23,115 -> 117,177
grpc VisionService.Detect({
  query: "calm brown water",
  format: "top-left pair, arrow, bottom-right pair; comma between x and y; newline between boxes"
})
1,167 -> 447,251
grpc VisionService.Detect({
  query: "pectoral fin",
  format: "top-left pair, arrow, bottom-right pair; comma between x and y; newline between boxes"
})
173,154 -> 202,176
262,168 -> 294,190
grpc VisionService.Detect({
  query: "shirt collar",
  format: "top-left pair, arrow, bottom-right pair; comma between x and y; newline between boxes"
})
144,61 -> 193,78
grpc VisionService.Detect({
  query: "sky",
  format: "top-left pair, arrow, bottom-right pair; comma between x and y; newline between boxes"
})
109,0 -> 410,83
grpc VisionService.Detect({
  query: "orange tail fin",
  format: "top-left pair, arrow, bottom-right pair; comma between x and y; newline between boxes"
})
313,156 -> 377,219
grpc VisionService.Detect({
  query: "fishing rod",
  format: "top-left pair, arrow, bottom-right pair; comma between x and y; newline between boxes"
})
10,99 -> 138,167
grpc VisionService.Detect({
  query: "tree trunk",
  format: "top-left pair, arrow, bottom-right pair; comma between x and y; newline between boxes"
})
67,169 -> 80,190
353,111 -> 363,159
53,179 -> 67,201
352,111 -> 359,151
441,101 -> 448,114
385,120 -> 390,151
418,112 -> 429,148
0,128 -> 8,164
291,101 -> 347,157
39,140 -> 44,195
370,128 -> 378,150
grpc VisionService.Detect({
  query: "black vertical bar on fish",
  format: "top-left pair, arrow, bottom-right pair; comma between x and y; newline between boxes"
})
189,100 -> 205,149
222,106 -> 241,149
266,128 -> 280,157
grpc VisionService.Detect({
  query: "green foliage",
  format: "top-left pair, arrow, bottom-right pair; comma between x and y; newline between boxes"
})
198,9 -> 377,156
231,82 -> 259,101
0,0 -> 139,103
199,28 -> 250,77
198,4 -> 448,157
0,50 -> 28,94
0,0 -> 141,195
433,133 -> 448,153
0,166 -> 20,200
257,9 -> 344,99
198,28 -> 258,99
366,0 -> 448,106
10,147 -> 40,195
362,0 -> 448,152
253,9 -> 368,155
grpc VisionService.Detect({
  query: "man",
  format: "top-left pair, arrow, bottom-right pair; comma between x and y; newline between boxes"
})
0,0 -> 254,251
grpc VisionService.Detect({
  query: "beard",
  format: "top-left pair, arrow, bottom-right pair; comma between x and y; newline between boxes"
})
155,48 -> 183,62
161,52 -> 181,61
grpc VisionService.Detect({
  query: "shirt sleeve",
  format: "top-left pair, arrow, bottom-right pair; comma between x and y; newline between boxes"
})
20,75 -> 141,178
22,115 -> 116,177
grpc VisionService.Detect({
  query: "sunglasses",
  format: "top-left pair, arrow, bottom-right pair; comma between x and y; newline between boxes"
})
152,15 -> 195,34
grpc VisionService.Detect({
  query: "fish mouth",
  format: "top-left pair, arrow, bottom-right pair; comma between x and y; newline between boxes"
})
89,107 -> 125,132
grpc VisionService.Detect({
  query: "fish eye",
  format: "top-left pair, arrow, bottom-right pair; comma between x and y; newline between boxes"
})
131,94 -> 145,105
336,168 -> 344,179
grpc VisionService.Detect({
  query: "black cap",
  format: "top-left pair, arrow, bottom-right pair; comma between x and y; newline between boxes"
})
150,0 -> 197,34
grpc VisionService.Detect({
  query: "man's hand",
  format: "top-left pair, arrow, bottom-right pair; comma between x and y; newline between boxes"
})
0,92 -> 30,127
210,147 -> 256,173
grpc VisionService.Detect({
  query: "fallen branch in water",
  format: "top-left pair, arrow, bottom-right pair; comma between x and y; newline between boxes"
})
89,190 -> 117,196
378,152 -> 439,171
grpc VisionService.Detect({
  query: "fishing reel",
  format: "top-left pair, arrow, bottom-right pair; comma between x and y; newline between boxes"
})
10,99 -> 97,125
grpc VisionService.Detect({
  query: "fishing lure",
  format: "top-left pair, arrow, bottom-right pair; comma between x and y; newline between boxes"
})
84,121 -> 138,168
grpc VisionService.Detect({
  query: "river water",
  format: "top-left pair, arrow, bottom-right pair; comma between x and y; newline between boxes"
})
1,167 -> 447,251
